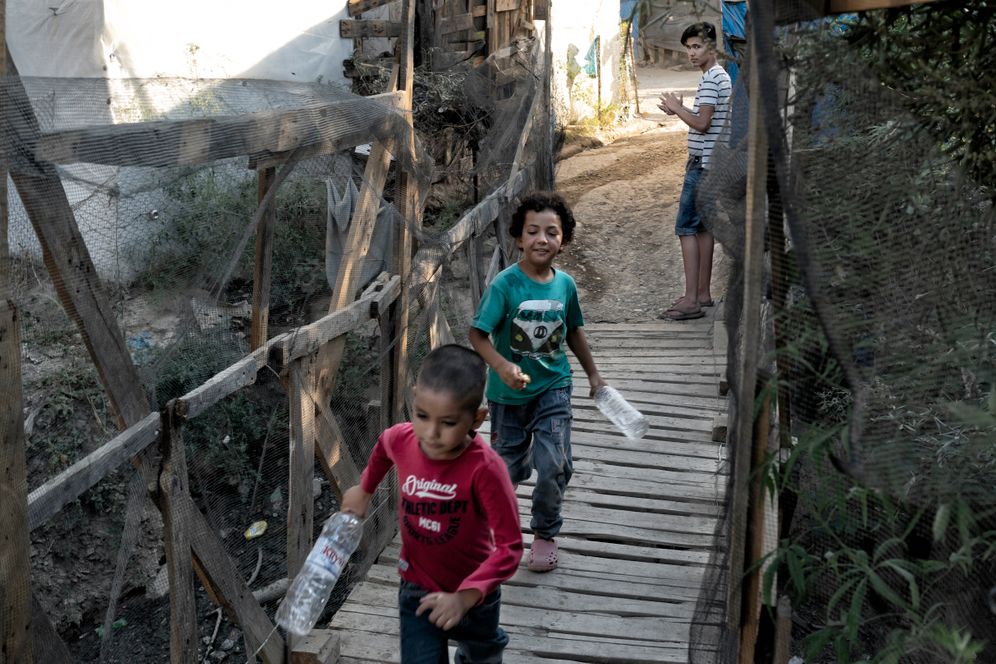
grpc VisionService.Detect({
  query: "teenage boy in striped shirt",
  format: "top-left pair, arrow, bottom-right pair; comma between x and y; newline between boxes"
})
658,22 -> 732,321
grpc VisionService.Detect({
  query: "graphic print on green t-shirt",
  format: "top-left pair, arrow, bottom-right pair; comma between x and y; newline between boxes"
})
510,299 -> 566,360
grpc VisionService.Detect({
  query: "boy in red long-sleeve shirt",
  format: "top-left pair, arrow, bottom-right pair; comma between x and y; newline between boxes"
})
341,344 -> 523,663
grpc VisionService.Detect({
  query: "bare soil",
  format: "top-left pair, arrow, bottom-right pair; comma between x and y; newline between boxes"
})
555,123 -> 728,323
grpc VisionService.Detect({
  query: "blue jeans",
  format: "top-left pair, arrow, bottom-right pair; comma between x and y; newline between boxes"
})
675,156 -> 705,236
489,385 -> 573,540
398,581 -> 508,663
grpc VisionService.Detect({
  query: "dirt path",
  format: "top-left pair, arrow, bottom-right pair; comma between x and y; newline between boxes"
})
554,108 -> 729,323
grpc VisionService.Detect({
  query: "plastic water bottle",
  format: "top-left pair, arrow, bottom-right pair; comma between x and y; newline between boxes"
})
594,386 -> 649,440
275,512 -> 363,635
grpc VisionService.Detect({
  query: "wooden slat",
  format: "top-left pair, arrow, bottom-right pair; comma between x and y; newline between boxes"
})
340,19 -> 404,38
39,92 -> 405,167
347,0 -> 397,17
27,412 -> 160,529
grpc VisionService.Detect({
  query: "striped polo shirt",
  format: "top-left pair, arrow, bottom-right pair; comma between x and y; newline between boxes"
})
687,64 -> 732,169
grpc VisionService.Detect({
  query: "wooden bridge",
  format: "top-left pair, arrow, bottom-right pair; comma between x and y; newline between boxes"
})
330,317 -> 729,663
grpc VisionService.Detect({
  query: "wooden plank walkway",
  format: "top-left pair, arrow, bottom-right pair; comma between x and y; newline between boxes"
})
330,317 -> 729,662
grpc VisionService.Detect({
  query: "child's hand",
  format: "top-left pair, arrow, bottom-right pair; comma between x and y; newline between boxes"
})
588,373 -> 607,398
340,485 -> 372,518
498,362 -> 530,391
415,590 -> 481,631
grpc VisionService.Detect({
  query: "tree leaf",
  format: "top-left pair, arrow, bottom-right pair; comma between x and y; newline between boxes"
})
932,503 -> 951,543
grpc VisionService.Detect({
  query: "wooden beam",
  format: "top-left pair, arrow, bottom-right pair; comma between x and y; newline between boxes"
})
426,278 -> 455,349
175,338 -> 284,420
313,392 -> 362,495
347,0 -> 397,17
26,412 -> 160,530
496,0 -> 518,10
392,0 -> 420,424
728,22 -> 769,661
3,58 -> 151,430
158,404 -> 198,664
1,160 -> 34,664
287,359 -> 317,579
467,235 -> 482,310
38,92 -> 405,168
181,492 -> 285,663
340,19 -> 403,38
537,2 -> 555,190
250,167 -> 277,350
12,171 -> 151,428
315,138 -> 394,398
483,244 -> 502,288
273,274 -> 400,367
407,168 -> 526,295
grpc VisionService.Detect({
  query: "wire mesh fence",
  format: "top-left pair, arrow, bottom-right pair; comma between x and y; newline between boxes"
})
694,2 -> 996,662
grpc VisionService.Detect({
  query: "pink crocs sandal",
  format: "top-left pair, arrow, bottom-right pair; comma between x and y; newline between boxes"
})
528,538 -> 558,572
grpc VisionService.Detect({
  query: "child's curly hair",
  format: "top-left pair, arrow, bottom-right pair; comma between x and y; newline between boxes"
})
509,191 -> 576,244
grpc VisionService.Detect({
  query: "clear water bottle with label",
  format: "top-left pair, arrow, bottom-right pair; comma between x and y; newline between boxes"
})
275,511 -> 363,635
594,385 -> 650,440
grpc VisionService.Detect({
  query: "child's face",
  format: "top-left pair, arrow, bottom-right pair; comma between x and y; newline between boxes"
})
411,386 -> 486,461
516,209 -> 563,270
683,36 -> 714,69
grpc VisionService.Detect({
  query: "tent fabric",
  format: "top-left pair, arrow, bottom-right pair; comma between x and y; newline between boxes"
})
722,0 -> 748,84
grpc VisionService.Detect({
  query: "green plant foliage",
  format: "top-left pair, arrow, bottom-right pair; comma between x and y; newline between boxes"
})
841,3 -> 996,193
141,166 -> 327,316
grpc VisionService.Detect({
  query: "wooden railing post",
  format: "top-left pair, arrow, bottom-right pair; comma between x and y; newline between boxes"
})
287,358 -> 317,579
391,0 -> 420,424
729,17 -> 770,663
159,401 -> 198,663
0,97 -> 34,664
251,166 -> 278,350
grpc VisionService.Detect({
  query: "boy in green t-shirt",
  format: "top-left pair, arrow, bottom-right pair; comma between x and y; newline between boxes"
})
469,191 -> 606,573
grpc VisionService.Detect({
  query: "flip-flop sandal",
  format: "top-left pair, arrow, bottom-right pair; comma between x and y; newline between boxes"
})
701,299 -> 715,307
660,307 -> 705,321
528,538 -> 558,572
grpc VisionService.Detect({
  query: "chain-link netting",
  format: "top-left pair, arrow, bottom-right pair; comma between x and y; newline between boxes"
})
5,23 -> 545,661
694,1 -> 996,662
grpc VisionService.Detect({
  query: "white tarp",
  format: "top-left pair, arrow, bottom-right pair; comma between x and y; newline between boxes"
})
6,0 -> 380,282
8,0 -> 360,85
